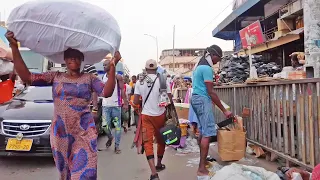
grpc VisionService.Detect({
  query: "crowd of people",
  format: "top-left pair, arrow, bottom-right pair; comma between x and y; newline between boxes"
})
1,30 -> 320,180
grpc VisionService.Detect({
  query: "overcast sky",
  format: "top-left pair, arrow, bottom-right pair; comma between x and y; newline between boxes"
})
1,0 -> 234,75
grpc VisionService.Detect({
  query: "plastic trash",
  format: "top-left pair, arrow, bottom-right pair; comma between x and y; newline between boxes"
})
7,0 -> 121,65
292,172 -> 303,180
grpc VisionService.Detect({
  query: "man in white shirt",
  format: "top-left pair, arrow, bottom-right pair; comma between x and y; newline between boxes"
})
101,59 -> 128,154
133,59 -> 172,180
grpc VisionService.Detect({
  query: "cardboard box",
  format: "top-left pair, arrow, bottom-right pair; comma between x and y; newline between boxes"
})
277,19 -> 294,31
218,116 -> 246,162
288,71 -> 306,80
218,128 -> 246,161
296,16 -> 304,29
174,103 -> 189,120
292,0 -> 303,13
274,30 -> 290,39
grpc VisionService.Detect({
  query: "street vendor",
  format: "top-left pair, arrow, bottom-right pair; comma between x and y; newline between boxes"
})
191,44 -> 233,179
290,53 -> 304,71
6,30 -> 121,180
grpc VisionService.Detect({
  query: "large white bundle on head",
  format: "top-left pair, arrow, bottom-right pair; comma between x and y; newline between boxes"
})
7,0 -> 121,65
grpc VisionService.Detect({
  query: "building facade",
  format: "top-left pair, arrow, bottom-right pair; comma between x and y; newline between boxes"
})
212,0 -> 305,68
159,48 -> 233,76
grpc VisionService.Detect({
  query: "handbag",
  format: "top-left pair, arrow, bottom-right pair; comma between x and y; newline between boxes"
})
160,103 -> 181,145
158,72 -> 181,145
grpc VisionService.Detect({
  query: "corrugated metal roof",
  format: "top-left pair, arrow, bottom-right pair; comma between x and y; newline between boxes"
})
212,0 -> 262,37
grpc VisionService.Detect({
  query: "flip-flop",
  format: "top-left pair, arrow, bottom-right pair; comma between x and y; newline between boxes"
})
105,137 -> 113,148
115,147 -> 121,154
149,173 -> 160,180
197,171 -> 215,180
206,156 -> 216,162
156,164 -> 166,172
123,126 -> 128,133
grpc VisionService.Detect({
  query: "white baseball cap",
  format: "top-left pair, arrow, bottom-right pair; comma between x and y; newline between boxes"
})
145,59 -> 158,70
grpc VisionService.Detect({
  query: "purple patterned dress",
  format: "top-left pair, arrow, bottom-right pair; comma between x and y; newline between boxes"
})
31,72 -> 105,180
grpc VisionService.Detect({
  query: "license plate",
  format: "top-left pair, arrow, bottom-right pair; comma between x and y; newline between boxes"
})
6,138 -> 33,151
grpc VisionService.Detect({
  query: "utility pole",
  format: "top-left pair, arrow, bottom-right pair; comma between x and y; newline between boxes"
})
172,25 -> 175,72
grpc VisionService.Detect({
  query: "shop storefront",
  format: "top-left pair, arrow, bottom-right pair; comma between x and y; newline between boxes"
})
211,0 -> 319,169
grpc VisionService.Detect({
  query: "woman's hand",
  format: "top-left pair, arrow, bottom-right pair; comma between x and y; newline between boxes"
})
113,51 -> 122,65
5,31 -> 18,48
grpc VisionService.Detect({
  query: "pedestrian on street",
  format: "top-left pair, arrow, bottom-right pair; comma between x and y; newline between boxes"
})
6,31 -> 121,180
82,64 -> 99,114
101,58 -> 128,154
123,76 -> 132,129
133,59 -> 172,180
191,45 -> 233,179
130,75 -> 140,128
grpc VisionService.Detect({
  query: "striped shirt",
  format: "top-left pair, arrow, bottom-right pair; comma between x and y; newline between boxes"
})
82,64 -> 98,76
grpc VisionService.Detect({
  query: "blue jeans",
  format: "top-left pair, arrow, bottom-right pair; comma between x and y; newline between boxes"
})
191,94 -> 216,137
102,106 -> 121,148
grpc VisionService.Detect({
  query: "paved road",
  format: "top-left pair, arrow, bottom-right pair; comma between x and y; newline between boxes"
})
0,131 -> 199,180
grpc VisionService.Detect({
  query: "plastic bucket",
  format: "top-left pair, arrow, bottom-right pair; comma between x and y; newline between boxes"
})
180,123 -> 188,137
0,80 -> 14,104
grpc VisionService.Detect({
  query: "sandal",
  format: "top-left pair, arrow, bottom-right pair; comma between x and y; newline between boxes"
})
197,171 -> 215,180
105,137 -> 113,148
206,156 -> 216,162
123,126 -> 128,133
156,164 -> 166,172
115,147 -> 121,154
149,173 -> 160,180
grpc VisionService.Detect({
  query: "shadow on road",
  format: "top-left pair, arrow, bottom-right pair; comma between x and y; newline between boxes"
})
0,156 -> 55,167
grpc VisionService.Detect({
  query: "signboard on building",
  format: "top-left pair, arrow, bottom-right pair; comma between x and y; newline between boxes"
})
239,21 -> 265,49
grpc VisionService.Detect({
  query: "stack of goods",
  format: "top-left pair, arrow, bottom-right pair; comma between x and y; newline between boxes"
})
219,55 -> 250,84
252,55 -> 282,77
219,55 -> 282,84
252,56 -> 282,77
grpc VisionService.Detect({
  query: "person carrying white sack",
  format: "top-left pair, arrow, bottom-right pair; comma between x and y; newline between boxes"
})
6,1 -> 122,178
7,30 -> 122,180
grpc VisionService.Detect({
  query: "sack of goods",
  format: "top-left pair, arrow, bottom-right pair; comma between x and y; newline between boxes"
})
7,0 -> 121,65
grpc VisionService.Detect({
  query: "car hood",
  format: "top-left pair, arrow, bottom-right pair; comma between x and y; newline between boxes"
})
0,100 -> 53,120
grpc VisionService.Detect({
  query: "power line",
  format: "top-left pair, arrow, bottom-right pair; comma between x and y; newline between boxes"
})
194,1 -> 234,37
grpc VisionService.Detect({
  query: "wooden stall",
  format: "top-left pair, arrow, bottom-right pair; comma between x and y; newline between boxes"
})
213,79 -> 320,170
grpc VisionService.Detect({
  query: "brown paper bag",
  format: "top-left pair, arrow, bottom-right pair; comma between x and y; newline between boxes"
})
218,128 -> 246,162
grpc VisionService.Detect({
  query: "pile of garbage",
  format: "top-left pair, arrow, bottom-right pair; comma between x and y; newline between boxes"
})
219,55 -> 282,84
219,55 -> 250,84
252,55 -> 282,77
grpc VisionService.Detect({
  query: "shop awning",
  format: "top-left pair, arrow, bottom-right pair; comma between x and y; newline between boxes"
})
212,0 -> 263,40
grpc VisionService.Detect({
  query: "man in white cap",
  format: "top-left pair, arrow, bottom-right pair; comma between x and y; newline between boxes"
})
133,59 -> 172,180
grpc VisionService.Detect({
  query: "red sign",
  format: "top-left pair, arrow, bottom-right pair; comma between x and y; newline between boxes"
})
239,21 -> 265,49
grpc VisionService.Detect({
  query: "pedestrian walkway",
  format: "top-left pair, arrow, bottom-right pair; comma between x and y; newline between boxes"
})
0,131 -> 198,180
0,131 -> 278,180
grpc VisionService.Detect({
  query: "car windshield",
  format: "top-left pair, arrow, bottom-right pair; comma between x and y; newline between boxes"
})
14,86 -> 53,101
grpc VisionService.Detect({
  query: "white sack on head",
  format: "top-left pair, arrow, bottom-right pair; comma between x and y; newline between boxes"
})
7,0 -> 121,65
